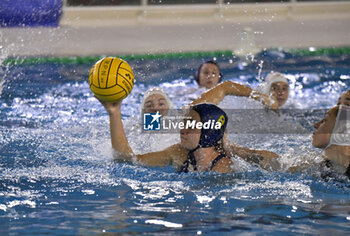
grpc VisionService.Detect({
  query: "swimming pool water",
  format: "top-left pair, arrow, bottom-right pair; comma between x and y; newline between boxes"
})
1,50 -> 350,235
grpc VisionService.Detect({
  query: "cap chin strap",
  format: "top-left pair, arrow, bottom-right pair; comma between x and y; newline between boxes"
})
186,138 -> 218,172
181,143 -> 218,173
187,146 -> 200,171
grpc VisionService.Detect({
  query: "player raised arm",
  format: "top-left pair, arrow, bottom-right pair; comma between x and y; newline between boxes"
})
190,81 -> 278,111
99,100 -> 187,167
100,100 -> 133,158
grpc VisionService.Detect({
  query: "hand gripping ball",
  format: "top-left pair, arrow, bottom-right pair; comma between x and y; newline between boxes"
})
89,57 -> 134,102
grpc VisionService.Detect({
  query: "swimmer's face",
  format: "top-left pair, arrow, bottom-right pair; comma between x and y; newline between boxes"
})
143,94 -> 169,116
312,107 -> 338,148
338,90 -> 350,106
180,110 -> 201,150
270,82 -> 289,107
198,63 -> 221,89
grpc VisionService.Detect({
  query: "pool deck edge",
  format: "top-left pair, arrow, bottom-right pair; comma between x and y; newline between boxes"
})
1,2 -> 350,57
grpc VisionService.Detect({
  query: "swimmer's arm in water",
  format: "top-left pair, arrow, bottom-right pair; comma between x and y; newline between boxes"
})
223,134 -> 280,171
99,99 -> 188,166
190,81 -> 278,111
231,144 -> 280,171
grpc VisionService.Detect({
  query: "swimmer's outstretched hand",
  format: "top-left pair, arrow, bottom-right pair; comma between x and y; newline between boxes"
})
249,90 -> 279,114
261,94 -> 279,114
256,151 -> 281,171
95,96 -> 122,115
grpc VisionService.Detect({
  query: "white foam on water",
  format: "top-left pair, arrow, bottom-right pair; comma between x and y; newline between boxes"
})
145,219 -> 183,228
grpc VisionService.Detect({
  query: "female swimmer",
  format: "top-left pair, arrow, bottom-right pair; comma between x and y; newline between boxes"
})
195,61 -> 223,89
258,72 -> 289,108
189,81 -> 280,169
141,87 -> 175,116
312,105 -> 350,177
99,99 -> 279,173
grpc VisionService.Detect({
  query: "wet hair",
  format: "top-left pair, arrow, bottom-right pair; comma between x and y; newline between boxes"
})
194,60 -> 223,85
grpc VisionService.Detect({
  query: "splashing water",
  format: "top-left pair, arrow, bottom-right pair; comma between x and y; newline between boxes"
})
1,51 -> 350,235
257,60 -> 264,83
0,30 -> 6,95
235,27 -> 259,57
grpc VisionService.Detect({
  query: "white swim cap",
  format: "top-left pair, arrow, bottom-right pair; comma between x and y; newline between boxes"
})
140,87 -> 175,114
260,72 -> 289,95
327,105 -> 350,148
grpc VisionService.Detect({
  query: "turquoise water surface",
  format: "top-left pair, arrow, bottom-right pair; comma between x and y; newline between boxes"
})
1,49 -> 350,235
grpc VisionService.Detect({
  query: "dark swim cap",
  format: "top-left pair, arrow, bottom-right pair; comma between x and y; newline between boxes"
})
194,60 -> 223,84
191,103 -> 228,148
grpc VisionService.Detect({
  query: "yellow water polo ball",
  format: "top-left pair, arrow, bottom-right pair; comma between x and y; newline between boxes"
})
89,57 -> 134,102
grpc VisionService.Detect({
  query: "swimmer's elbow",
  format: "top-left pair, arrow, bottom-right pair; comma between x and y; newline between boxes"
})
225,81 -> 251,97
112,149 -> 135,163
258,150 -> 279,159
269,152 -> 280,159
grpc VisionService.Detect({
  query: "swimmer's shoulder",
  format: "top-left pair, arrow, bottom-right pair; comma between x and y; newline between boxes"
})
211,156 -> 234,173
166,143 -> 189,167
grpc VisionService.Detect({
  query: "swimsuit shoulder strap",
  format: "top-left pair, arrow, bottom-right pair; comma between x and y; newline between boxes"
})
179,150 -> 227,173
210,153 -> 227,171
